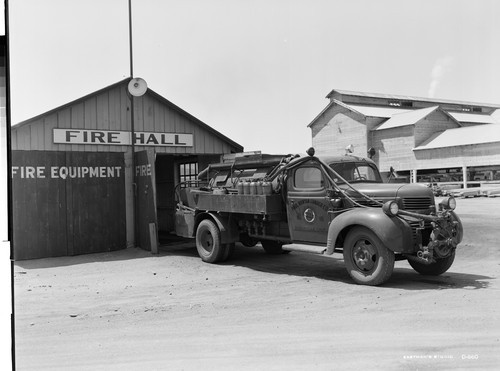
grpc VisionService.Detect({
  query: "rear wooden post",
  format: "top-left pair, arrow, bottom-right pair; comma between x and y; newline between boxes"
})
149,223 -> 158,254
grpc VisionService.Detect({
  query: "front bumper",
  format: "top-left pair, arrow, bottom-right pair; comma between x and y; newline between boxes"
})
403,210 -> 462,264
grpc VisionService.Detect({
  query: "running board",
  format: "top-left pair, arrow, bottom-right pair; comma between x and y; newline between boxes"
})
282,244 -> 327,254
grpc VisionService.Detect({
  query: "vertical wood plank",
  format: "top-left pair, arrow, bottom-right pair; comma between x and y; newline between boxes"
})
70,102 -> 84,152
12,151 -> 68,259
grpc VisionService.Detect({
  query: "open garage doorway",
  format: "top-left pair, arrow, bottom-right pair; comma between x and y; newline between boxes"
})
155,154 -> 220,244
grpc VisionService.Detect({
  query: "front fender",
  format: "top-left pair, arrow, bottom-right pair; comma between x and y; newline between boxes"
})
326,208 -> 414,254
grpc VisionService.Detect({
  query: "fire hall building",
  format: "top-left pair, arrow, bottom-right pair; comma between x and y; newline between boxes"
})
11,79 -> 243,260
308,89 -> 500,184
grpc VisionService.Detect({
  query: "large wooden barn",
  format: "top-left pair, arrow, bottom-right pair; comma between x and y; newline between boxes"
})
309,89 -> 500,184
11,79 -> 242,260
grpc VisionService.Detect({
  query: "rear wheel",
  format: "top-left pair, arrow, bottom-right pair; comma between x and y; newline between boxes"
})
261,240 -> 288,254
408,252 -> 455,276
240,234 -> 258,247
343,227 -> 395,286
195,219 -> 224,263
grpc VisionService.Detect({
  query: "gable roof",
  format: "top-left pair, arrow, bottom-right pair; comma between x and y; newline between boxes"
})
413,123 -> 500,150
448,111 -> 499,125
374,106 -> 459,131
12,79 -> 243,152
307,99 -> 366,127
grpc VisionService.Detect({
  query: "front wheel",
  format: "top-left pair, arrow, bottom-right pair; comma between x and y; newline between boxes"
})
408,252 -> 455,276
343,227 -> 395,286
195,219 -> 224,263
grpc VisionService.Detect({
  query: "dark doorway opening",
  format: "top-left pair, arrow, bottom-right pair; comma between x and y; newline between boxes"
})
155,153 -> 221,245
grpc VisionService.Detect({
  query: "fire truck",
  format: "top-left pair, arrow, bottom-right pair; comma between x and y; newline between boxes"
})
174,148 -> 463,286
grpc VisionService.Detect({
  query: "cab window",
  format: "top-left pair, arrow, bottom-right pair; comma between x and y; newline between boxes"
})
294,167 -> 324,189
329,162 -> 382,183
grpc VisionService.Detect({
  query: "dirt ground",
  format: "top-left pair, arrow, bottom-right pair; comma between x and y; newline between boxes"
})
13,197 -> 500,370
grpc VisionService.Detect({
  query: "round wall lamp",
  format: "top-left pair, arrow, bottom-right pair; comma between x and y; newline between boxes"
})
128,77 -> 148,97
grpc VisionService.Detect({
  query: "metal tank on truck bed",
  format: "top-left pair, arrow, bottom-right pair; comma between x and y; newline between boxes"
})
174,148 -> 463,286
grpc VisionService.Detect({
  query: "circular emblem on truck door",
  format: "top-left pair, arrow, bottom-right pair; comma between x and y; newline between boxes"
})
304,208 -> 316,223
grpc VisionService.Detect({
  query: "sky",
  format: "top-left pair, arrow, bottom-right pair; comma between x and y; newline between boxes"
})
7,0 -> 500,154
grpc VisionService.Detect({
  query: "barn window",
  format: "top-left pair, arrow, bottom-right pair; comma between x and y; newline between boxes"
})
388,100 -> 413,107
179,162 -> 198,185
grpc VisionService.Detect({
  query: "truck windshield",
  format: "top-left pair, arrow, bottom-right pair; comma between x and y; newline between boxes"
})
328,162 -> 382,183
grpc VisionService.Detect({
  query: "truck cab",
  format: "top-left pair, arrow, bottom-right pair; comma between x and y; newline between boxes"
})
174,149 -> 463,286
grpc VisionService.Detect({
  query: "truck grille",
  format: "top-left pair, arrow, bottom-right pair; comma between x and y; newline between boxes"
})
407,219 -> 432,246
402,197 -> 432,210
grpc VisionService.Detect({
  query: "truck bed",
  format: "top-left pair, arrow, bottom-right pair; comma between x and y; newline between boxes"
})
190,190 -> 283,215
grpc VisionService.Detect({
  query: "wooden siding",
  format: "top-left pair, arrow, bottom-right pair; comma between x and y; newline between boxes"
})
12,151 -> 67,259
414,111 -> 459,147
414,142 -> 500,170
371,126 -> 415,172
11,81 -> 241,155
311,104 -> 367,157
12,150 -> 126,260
134,92 -> 236,154
134,150 -> 157,251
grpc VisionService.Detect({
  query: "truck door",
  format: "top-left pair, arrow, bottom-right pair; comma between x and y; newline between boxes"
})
134,149 -> 158,252
286,164 -> 332,244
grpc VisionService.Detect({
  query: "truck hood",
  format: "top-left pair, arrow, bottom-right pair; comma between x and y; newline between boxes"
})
341,182 -> 434,199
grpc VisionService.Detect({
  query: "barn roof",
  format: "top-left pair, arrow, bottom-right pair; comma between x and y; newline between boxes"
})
326,89 -> 500,109
343,103 -> 410,118
374,106 -> 460,130
448,111 -> 499,125
413,123 -> 500,150
374,106 -> 439,130
308,97 -> 496,130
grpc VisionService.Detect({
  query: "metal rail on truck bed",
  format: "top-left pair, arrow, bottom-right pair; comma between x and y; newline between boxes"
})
191,190 -> 283,215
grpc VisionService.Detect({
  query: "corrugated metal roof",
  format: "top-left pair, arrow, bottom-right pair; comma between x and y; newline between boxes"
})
448,112 -> 499,124
343,103 -> 410,118
413,123 -> 500,150
374,106 -> 440,130
327,89 -> 500,109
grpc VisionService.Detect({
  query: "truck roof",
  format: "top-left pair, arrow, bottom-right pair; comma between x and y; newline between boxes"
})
317,154 -> 377,166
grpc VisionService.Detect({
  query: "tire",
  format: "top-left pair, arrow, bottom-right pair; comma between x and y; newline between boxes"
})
343,227 -> 395,286
261,240 -> 289,254
220,243 -> 235,262
408,252 -> 455,276
240,234 -> 258,247
195,219 -> 224,263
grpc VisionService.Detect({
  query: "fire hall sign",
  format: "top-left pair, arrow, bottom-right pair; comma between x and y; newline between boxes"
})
53,129 -> 193,147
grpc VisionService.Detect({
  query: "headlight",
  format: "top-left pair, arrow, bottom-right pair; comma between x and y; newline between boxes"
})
440,196 -> 456,211
382,200 -> 399,216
